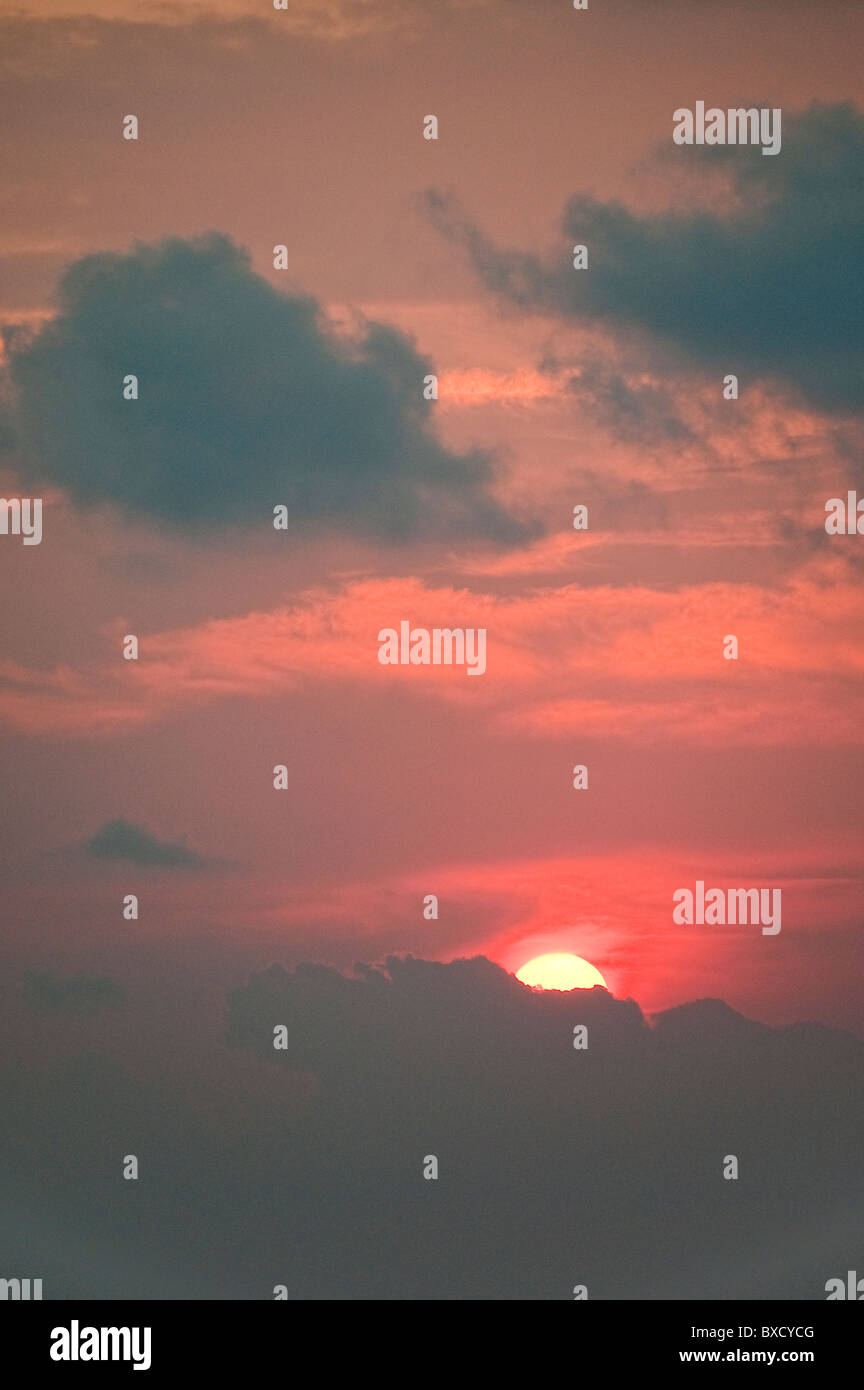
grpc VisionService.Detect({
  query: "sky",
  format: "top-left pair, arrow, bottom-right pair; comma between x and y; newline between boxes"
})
0,0 -> 862,1300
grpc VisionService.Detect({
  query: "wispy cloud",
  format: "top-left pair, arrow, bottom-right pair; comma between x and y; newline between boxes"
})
2,555 -> 862,745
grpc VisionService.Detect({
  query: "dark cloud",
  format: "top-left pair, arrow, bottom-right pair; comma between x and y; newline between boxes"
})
424,103 -> 864,418
21,970 -> 123,1016
0,952 -> 861,1296
1,233 -> 533,545
217,954 -> 862,1299
83,818 -> 208,869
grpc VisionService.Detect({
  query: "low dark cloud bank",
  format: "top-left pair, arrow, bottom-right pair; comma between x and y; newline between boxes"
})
2,955 -> 861,1298
425,103 -> 864,418
1,233 -> 532,546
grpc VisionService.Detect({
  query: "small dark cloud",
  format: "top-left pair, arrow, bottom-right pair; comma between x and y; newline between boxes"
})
83,818 -> 208,869
21,970 -> 123,1016
1,233 -> 534,547
423,103 -> 864,420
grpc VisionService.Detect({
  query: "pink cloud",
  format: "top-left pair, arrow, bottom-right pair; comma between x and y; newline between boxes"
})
2,554 -> 863,742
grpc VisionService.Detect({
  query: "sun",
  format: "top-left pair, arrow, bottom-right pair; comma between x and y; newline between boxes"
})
516,953 -> 607,992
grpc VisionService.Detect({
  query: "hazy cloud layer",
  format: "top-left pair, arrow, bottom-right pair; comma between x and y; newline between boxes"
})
21,970 -> 123,1016
2,234 -> 532,545
0,0 -> 837,27
2,556 -> 863,746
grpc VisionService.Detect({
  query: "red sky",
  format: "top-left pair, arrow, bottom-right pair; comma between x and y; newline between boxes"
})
1,0 -> 863,1036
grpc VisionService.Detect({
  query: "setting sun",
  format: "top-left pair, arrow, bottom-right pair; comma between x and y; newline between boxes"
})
516,953 -> 608,992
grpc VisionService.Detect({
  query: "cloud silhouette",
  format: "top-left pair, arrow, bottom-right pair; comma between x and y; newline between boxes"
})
2,233 -> 533,545
424,102 -> 864,418
83,818 -> 208,869
216,954 -> 864,1299
0,952 -> 860,1297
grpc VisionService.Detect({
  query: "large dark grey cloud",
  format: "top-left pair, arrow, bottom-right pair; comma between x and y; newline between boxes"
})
83,818 -> 208,869
0,952 -> 861,1297
218,955 -> 863,1299
424,103 -> 864,417
1,233 -> 532,545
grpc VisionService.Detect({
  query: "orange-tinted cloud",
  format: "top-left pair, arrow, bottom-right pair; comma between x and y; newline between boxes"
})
2,553 -> 863,743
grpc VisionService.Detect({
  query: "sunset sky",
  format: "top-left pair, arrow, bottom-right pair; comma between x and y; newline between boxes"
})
2,0 -> 863,1049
